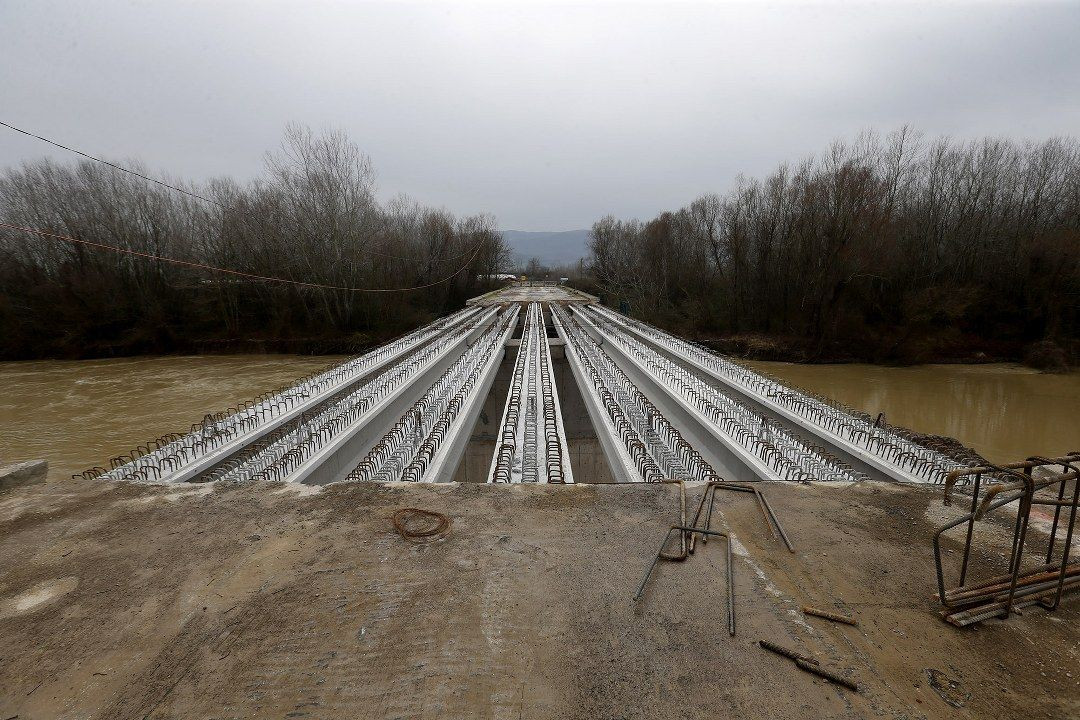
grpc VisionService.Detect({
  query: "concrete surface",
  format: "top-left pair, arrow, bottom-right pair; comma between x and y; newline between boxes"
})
1,478 -> 1076,719
467,282 -> 597,306
0,459 -> 47,490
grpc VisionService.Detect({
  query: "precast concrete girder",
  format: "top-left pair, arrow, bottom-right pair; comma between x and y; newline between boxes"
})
551,304 -> 641,484
90,282 -> 958,489
589,304 -> 960,484
488,303 -> 574,484
571,305 -> 782,484
345,305 -> 520,484
96,306 -> 485,484
574,305 -> 863,484
552,304 -> 717,485
244,306 -> 502,486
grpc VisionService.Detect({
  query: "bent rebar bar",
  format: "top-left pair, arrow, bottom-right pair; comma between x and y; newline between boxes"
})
635,524 -> 735,636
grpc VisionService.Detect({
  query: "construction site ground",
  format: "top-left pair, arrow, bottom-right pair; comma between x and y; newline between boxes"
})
1,478 -> 1076,719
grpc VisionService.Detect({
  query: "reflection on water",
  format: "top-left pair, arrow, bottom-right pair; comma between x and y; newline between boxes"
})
0,355 -> 346,482
746,361 -> 1080,464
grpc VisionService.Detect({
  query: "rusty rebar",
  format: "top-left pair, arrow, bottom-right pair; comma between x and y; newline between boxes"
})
689,481 -> 794,553
758,640 -> 860,692
657,480 -> 688,561
635,524 -> 734,636
801,606 -> 858,626
391,508 -> 451,543
934,454 -> 1080,625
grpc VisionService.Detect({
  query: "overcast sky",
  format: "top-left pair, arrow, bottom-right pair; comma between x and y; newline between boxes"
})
2,1 -> 1078,230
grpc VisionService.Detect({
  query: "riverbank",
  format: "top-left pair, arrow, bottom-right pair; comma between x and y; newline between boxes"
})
700,331 -> 1077,371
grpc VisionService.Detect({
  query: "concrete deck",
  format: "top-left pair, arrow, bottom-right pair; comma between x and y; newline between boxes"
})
467,282 -> 598,306
1,479 -> 1076,719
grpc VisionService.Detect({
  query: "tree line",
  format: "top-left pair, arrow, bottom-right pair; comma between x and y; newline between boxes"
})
584,129 -> 1079,367
0,125 -> 510,359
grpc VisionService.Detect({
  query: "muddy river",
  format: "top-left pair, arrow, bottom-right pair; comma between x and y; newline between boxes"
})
0,356 -> 1076,482
747,361 -> 1078,464
0,355 -> 346,482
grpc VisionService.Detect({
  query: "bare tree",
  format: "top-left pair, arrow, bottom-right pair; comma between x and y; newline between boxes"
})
0,125 -> 511,359
583,130 -> 1080,364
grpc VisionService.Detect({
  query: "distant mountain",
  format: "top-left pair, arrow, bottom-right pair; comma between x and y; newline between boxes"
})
500,229 -> 590,268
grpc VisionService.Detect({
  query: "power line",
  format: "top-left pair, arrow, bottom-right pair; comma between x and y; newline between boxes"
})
0,222 -> 488,294
0,119 -> 484,264
0,120 -> 223,208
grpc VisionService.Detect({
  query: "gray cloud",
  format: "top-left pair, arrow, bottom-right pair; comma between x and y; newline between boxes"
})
2,1 -> 1077,230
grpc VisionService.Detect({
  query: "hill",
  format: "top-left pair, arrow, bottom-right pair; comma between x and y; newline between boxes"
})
500,229 -> 589,268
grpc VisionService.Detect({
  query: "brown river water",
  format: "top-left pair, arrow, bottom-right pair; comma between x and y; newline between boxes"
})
747,361 -> 1079,464
0,355 -> 1076,482
0,355 -> 346,483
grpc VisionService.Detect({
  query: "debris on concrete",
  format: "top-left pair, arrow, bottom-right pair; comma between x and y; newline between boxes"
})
391,507 -> 452,543
935,453 -> 1080,626
926,668 -> 970,708
758,638 -> 860,692
2,472 -> 1077,718
801,606 -> 858,626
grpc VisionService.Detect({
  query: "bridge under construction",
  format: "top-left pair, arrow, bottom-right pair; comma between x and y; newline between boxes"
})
87,284 -> 963,490
3,283 -> 1077,720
